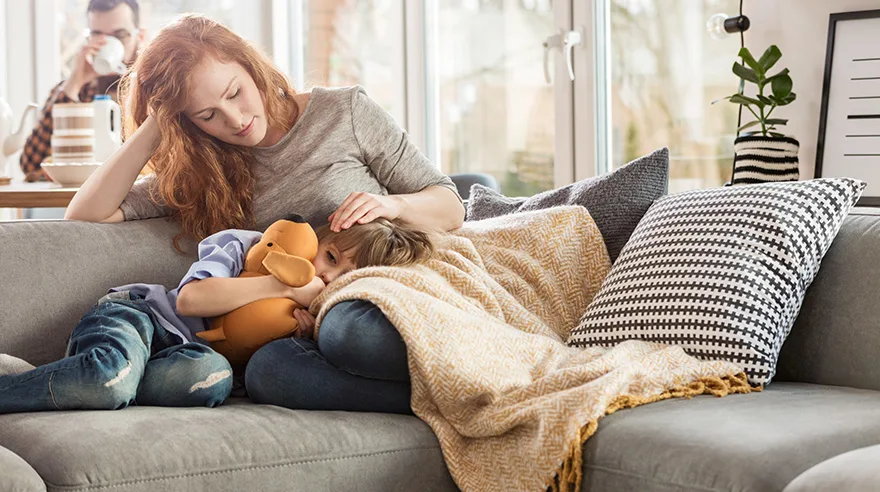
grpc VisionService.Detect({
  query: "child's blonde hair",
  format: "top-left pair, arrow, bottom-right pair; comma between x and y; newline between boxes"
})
314,218 -> 436,268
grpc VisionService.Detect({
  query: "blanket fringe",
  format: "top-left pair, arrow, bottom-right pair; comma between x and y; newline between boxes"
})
547,372 -> 760,492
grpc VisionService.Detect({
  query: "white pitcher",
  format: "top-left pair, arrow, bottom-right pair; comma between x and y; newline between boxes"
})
92,95 -> 122,162
0,97 -> 38,158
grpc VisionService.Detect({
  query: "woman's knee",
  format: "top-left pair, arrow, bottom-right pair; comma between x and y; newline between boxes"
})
318,300 -> 409,381
245,337 -> 322,407
318,300 -> 398,361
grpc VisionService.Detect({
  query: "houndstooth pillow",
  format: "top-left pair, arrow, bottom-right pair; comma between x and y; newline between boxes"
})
568,178 -> 866,384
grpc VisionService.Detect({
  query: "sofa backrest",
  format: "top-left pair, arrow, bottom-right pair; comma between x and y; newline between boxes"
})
1,211 -> 879,389
775,208 -> 880,391
0,218 -> 195,366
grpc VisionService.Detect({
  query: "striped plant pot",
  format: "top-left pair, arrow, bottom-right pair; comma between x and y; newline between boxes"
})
731,135 -> 799,185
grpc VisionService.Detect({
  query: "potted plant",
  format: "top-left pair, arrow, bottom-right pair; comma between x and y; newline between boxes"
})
717,45 -> 799,185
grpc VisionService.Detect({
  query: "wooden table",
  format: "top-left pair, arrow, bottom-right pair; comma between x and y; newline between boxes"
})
0,181 -> 78,208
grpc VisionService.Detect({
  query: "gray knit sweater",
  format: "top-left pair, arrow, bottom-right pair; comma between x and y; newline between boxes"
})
120,86 -> 459,230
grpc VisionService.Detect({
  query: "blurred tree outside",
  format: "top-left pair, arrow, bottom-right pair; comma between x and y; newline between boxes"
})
436,0 -> 740,196
436,0 -> 555,197
609,0 -> 740,192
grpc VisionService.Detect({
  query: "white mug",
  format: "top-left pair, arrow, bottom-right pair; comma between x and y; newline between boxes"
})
92,36 -> 127,76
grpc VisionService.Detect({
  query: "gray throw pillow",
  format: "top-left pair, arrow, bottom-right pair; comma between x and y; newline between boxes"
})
466,148 -> 669,262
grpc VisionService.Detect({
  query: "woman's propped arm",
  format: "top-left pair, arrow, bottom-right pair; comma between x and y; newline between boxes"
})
64,115 -> 161,223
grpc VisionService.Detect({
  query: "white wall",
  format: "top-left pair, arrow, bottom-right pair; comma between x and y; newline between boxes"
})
0,1 -> 6,101
747,0 -> 880,179
3,1 -> 37,125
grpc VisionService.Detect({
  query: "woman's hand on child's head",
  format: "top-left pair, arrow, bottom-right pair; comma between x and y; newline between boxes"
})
293,309 -> 316,339
328,192 -> 403,232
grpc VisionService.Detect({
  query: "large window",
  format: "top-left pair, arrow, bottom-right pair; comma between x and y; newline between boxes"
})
607,0 -> 740,192
434,0 -> 557,197
297,0 -> 405,123
11,0 -> 744,198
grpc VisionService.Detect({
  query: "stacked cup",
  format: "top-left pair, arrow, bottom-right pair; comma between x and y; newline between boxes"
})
51,103 -> 96,163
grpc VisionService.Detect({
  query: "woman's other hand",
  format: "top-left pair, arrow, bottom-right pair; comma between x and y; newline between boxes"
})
293,309 -> 317,339
328,192 -> 404,232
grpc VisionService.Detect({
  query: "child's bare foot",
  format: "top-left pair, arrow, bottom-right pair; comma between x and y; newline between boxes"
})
0,354 -> 36,376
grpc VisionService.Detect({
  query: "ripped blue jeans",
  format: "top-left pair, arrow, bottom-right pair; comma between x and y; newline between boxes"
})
0,294 -> 232,414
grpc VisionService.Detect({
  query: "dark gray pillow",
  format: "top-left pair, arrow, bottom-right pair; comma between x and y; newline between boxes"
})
466,148 -> 669,262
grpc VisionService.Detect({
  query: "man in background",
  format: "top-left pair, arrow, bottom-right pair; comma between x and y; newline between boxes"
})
20,0 -> 145,182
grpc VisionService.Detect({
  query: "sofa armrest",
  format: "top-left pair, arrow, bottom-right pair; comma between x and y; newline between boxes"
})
0,443 -> 45,492
777,209 -> 880,390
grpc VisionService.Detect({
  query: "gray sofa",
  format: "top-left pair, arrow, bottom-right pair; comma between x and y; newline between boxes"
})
1,209 -> 879,492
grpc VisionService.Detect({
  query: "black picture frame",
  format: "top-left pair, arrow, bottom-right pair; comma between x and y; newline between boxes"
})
815,9 -> 880,206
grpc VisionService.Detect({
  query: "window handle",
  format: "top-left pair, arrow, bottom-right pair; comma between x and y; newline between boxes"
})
542,33 -> 562,84
543,29 -> 583,84
563,29 -> 582,81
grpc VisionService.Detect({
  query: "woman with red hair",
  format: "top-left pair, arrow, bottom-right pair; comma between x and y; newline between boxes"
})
65,14 -> 463,414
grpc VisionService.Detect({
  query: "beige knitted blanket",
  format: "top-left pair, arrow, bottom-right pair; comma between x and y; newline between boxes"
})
312,206 -> 753,492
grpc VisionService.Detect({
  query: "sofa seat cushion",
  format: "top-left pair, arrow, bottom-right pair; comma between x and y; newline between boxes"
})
581,382 -> 880,492
782,444 -> 880,492
0,444 -> 45,492
0,399 -> 457,492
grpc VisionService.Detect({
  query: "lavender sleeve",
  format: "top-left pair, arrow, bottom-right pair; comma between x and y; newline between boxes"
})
177,229 -> 264,290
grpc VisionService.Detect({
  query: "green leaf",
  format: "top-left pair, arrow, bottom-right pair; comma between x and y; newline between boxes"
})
732,62 -> 759,84
772,92 -> 797,106
758,45 -> 782,72
761,68 -> 789,91
771,73 -> 793,99
738,47 -> 765,77
768,131 -> 785,138
738,120 -> 761,132
764,118 -> 788,126
757,95 -> 774,106
729,93 -> 763,107
764,67 -> 790,81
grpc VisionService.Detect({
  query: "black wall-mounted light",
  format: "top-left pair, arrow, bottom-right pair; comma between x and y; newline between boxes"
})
706,13 -> 751,40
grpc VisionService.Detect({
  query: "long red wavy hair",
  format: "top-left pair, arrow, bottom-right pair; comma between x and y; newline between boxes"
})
118,14 -> 299,248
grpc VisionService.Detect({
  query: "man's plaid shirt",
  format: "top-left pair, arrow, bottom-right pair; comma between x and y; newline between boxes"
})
19,78 -> 118,182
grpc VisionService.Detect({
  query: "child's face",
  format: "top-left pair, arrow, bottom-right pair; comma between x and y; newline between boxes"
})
313,240 -> 357,284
